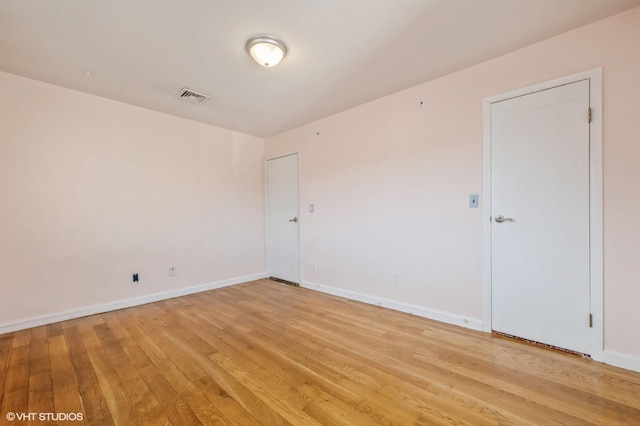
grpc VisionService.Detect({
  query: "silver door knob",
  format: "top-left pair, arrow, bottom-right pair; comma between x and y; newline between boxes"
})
495,215 -> 514,223
289,217 -> 298,223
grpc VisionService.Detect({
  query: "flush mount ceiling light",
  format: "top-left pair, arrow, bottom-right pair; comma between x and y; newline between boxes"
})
246,35 -> 287,68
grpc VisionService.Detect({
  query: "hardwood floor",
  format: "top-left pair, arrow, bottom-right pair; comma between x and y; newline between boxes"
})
1,279 -> 639,425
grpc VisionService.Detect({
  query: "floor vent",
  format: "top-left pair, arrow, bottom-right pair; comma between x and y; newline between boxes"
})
269,277 -> 299,287
175,87 -> 210,104
492,331 -> 590,358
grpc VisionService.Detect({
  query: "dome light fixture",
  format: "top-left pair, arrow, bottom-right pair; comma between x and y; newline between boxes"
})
246,35 -> 287,68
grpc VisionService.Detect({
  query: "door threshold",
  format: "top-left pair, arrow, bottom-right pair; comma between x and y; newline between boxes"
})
492,331 -> 590,359
269,277 -> 299,287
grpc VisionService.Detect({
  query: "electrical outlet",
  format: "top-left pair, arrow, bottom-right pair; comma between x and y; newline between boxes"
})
394,272 -> 401,285
311,262 -> 317,272
169,267 -> 176,277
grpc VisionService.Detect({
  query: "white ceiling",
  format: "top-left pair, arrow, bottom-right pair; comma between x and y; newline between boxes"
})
1,0 -> 639,137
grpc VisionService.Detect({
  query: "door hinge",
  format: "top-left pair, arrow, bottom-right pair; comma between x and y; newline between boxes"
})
589,313 -> 593,328
588,108 -> 592,123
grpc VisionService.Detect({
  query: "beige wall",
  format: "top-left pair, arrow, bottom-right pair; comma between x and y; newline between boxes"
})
265,8 -> 640,359
0,72 -> 266,327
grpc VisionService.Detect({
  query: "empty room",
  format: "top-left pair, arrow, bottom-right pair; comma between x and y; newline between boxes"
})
1,0 -> 640,424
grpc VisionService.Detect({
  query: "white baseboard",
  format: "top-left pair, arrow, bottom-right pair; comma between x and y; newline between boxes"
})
300,281 -> 484,331
0,272 -> 268,335
603,350 -> 640,373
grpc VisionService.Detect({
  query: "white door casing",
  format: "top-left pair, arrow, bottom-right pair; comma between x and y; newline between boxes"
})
483,69 -> 603,359
266,153 -> 300,283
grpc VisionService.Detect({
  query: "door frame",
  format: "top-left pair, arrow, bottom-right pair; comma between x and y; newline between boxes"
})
482,68 -> 603,360
265,151 -> 301,284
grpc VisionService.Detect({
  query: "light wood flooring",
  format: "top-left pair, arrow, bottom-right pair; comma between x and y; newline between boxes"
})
1,279 -> 640,425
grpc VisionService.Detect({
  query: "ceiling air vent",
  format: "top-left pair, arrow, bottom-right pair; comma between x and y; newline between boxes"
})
175,87 -> 210,105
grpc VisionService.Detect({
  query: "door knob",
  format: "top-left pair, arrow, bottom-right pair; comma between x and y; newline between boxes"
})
495,215 -> 514,223
289,217 -> 298,223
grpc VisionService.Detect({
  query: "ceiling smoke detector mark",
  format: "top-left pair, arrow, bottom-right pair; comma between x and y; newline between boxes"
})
175,88 -> 210,105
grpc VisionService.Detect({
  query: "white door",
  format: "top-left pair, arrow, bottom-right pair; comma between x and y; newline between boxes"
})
266,154 -> 300,283
491,80 -> 591,354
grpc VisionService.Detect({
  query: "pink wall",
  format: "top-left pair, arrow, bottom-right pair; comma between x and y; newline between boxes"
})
0,72 -> 266,327
265,8 -> 640,359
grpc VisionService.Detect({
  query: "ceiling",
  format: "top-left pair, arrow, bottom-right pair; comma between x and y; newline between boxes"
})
1,0 -> 639,138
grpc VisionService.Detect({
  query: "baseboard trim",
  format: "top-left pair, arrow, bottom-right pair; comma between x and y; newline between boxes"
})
0,272 -> 268,335
300,281 -> 483,331
603,350 -> 640,373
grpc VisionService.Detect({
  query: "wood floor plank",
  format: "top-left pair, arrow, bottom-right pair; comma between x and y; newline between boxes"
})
27,326 -> 55,424
105,310 -> 193,426
63,325 -> 114,425
141,324 -> 262,425
1,279 -> 639,425
45,323 -> 64,339
86,347 -> 137,426
299,382 -> 382,426
136,363 -> 203,426
48,335 -> 84,419
0,333 -> 14,405
159,325 -> 295,425
1,344 -> 30,423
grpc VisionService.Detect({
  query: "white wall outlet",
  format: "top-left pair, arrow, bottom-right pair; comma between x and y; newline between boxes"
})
169,267 -> 176,277
311,262 -> 317,272
394,272 -> 402,284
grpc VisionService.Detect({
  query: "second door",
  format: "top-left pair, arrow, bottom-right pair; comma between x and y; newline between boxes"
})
266,154 -> 300,284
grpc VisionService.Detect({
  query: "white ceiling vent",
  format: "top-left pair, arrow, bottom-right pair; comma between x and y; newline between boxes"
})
175,88 -> 210,104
